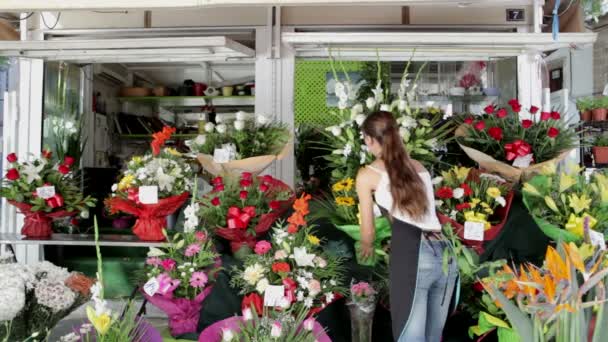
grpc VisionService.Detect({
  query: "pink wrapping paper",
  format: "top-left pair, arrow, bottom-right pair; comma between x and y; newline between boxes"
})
198,316 -> 331,342
143,285 -> 214,336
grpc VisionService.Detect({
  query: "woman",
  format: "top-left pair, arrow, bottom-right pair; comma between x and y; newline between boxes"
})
356,111 -> 458,342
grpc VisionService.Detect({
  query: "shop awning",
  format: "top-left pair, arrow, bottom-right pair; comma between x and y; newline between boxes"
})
282,32 -> 598,61
0,36 -> 254,63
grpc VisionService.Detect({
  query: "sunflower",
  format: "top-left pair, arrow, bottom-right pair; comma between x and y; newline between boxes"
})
335,196 -> 356,206
332,178 -> 354,193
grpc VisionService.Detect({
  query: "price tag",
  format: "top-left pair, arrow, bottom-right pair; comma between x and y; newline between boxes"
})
139,186 -> 159,204
143,277 -> 160,296
513,154 -> 533,168
213,148 -> 231,163
36,186 -> 56,199
590,230 -> 606,250
263,285 -> 285,307
464,221 -> 485,241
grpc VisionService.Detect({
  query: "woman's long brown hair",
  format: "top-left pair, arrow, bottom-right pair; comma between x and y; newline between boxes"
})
361,111 -> 428,220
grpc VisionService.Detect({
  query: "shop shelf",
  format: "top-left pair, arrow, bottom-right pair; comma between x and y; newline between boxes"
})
117,95 -> 255,107
119,133 -> 198,140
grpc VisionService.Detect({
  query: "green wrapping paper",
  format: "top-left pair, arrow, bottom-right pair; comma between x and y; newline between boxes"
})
336,217 -> 392,266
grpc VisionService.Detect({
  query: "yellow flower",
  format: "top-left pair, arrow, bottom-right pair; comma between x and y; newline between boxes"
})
565,213 -> 597,237
307,234 -> 320,245
566,161 -> 583,176
540,163 -> 557,176
593,173 -> 608,204
470,198 -> 481,208
464,211 -> 490,230
568,193 -> 591,214
480,202 -> 490,208
559,174 -> 577,193
544,196 -> 560,213
454,166 -> 471,183
86,306 -> 112,335
522,183 -> 542,197
332,178 -> 354,193
165,147 -> 182,157
335,196 -> 356,207
486,187 -> 501,199
132,156 -> 143,164
118,174 -> 135,191
484,208 -> 494,215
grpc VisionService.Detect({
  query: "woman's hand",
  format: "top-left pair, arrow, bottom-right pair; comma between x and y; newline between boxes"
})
360,235 -> 375,259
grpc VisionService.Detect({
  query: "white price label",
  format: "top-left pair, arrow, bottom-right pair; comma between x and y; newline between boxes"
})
512,154 -> 533,168
139,186 -> 159,204
36,186 -> 56,199
590,230 -> 606,250
143,277 -> 160,296
464,221 -> 485,241
263,285 -> 285,307
213,148 -> 231,163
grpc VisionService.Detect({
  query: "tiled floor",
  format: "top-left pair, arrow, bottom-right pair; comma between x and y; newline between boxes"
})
48,299 -> 168,341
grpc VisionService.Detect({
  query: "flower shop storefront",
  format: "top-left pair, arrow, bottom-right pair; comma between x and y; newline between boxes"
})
1,4 -> 608,341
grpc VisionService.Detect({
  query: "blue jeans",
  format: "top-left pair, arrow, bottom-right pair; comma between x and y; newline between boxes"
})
397,240 -> 458,342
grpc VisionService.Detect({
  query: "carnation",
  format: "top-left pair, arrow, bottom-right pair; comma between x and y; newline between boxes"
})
243,263 -> 265,285
35,279 -> 77,313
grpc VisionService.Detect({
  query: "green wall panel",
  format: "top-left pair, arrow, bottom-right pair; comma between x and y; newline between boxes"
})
294,60 -> 364,126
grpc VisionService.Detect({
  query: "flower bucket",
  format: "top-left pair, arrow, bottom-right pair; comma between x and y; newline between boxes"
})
105,192 -> 190,241
592,108 -> 608,121
456,124 -> 572,183
143,286 -> 214,337
593,146 -> 608,164
8,201 -> 76,238
581,110 -> 592,122
198,316 -> 331,342
437,191 -> 514,254
196,136 -> 292,177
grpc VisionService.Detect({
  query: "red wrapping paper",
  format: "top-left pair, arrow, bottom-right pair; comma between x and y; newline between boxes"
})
8,201 -> 75,238
106,192 -> 190,241
215,178 -> 294,253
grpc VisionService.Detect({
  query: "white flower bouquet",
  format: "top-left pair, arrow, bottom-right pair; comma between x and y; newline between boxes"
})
187,112 -> 291,177
105,126 -> 195,241
0,261 -> 94,341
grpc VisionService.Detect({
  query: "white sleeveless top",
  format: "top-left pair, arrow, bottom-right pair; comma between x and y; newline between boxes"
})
368,165 -> 441,232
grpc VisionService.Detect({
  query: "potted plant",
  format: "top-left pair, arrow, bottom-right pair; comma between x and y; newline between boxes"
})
593,134 -> 608,164
577,97 -> 592,121
591,97 -> 608,121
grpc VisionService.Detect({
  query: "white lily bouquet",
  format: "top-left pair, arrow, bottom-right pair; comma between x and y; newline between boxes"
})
323,59 -> 453,182
187,111 -> 291,177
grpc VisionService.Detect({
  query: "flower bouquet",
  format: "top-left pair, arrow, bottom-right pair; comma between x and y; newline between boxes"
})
187,112 -> 291,177
456,100 -> 578,182
199,306 -> 330,342
0,151 -> 96,237
105,126 -> 194,241
522,164 -> 608,244
323,59 -> 452,182
230,194 -> 345,316
0,261 -> 94,341
434,166 -> 513,253
142,229 -> 221,336
348,281 -> 377,342
319,177 -> 391,266
482,242 -> 608,342
196,172 -> 294,256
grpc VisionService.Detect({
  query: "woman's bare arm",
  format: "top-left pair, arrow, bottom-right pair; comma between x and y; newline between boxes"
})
356,167 -> 377,258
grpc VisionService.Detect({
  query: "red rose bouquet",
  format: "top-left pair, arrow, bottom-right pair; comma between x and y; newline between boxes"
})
196,172 -> 294,255
0,151 -> 96,237
434,166 -> 513,253
456,99 -> 578,182
105,127 -> 195,241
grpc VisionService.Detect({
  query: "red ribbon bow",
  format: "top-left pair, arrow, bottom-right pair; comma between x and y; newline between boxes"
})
504,140 -> 531,161
45,194 -> 64,209
227,206 -> 256,229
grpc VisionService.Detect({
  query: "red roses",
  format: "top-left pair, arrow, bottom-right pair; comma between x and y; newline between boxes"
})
474,121 -> 486,131
547,127 -> 560,138
521,120 -> 533,129
488,127 -> 503,141
6,168 -> 19,181
6,153 -> 17,163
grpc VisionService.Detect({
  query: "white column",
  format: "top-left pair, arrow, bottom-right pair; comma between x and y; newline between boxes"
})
517,52 -> 543,120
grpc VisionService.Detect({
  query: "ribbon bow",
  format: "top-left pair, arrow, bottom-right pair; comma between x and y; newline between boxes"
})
227,206 -> 256,229
565,213 -> 597,237
464,211 -> 491,230
45,194 -> 64,209
504,140 -> 532,161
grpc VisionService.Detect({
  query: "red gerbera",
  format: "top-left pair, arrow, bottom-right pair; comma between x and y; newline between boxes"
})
436,187 -> 454,199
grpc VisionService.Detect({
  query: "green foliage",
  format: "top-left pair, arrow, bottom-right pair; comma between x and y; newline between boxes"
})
576,97 -> 593,112
594,134 -> 608,147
